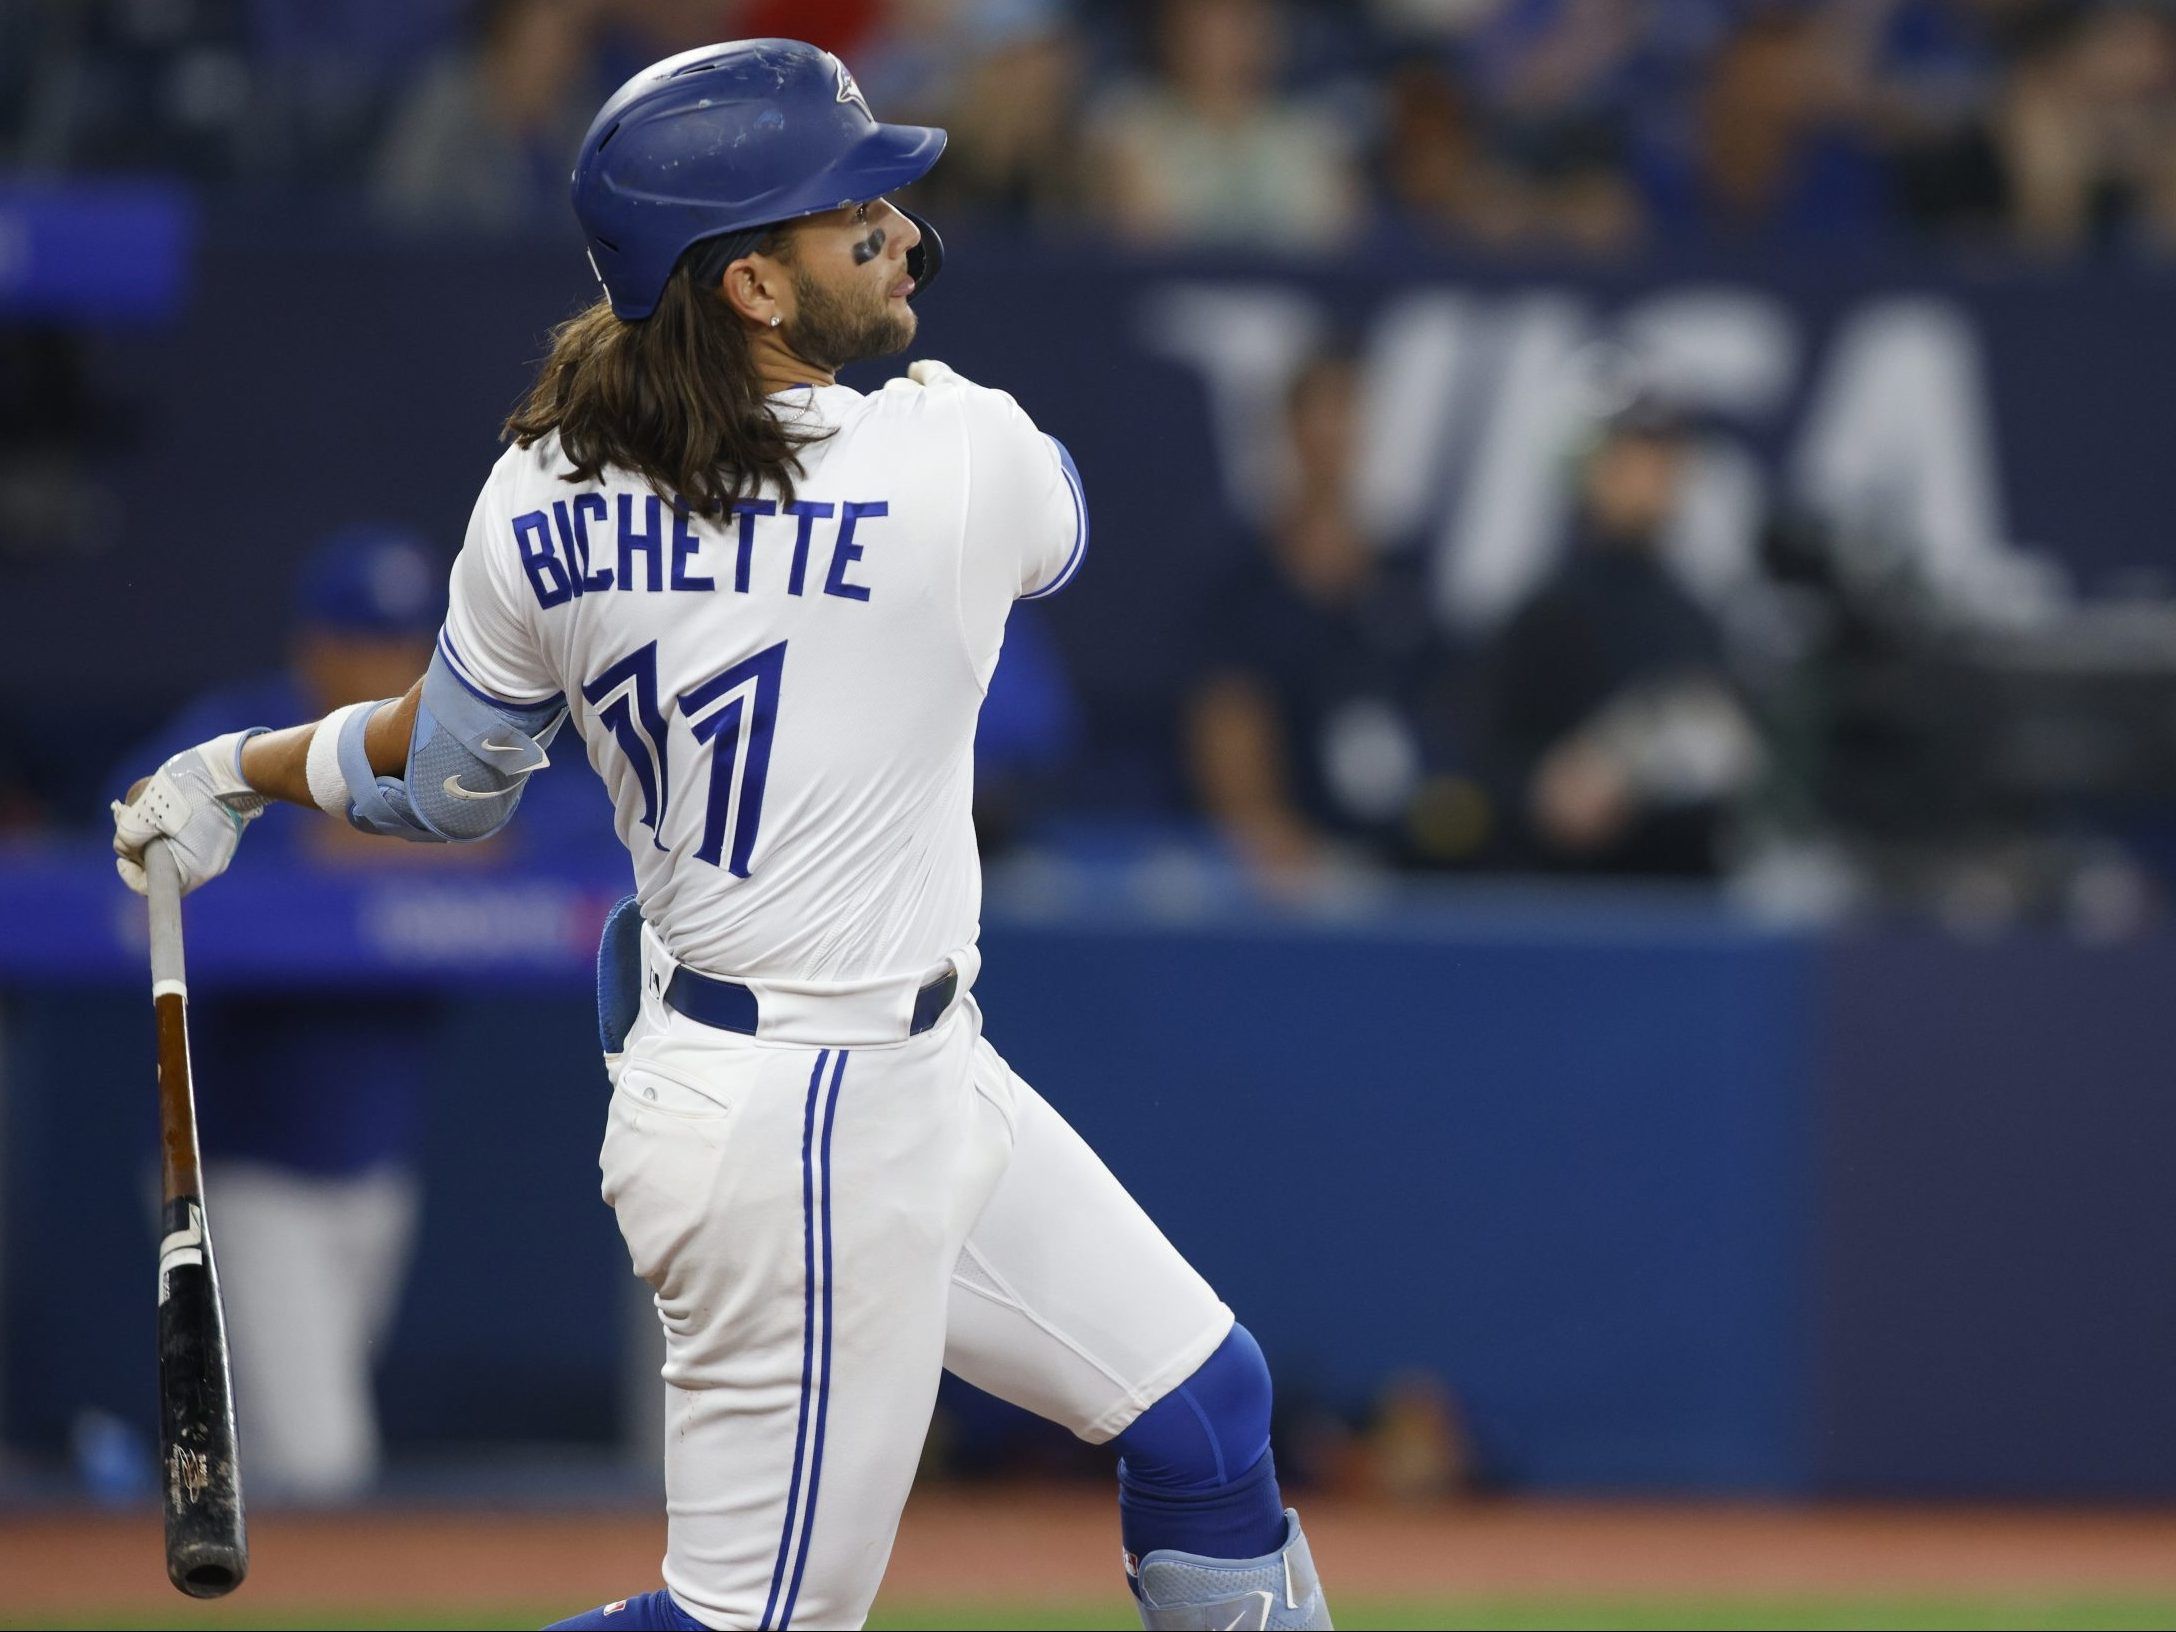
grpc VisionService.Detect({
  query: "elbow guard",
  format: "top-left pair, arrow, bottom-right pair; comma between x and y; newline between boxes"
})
316,652 -> 565,843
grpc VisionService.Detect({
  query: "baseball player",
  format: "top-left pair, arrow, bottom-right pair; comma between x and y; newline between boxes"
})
111,40 -> 1333,1632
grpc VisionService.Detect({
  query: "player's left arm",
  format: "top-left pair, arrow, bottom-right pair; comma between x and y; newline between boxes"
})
111,662 -> 564,895
113,483 -> 565,896
232,682 -> 421,807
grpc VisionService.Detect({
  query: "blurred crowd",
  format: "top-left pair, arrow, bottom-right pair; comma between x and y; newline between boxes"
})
6,0 -> 2176,260
1184,359 -> 1767,895
8,0 -> 2176,926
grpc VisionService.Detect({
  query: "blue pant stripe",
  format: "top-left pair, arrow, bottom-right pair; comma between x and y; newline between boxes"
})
780,1049 -> 848,1629
758,1049 -> 830,1632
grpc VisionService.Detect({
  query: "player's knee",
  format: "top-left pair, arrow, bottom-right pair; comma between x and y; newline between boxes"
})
1113,1321 -> 1273,1493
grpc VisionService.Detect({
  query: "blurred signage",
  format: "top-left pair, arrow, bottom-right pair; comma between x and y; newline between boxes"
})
15,240 -> 2176,719
0,850 -> 618,987
0,182 -> 196,321
1137,279 -> 2031,627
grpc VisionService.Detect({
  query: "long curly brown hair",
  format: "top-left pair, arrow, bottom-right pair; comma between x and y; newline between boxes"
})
504,238 -> 831,513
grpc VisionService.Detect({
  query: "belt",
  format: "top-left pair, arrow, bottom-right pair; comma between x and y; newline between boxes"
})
664,962 -> 960,1039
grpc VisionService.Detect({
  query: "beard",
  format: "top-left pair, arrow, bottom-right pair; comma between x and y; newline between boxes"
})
784,264 -> 915,372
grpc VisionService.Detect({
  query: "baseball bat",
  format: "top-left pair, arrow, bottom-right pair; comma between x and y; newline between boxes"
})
145,839 -> 250,1598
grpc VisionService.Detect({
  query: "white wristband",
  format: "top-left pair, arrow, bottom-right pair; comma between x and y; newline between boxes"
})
306,701 -> 379,816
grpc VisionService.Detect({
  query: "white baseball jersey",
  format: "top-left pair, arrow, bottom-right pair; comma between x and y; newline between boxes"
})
437,378 -> 1086,982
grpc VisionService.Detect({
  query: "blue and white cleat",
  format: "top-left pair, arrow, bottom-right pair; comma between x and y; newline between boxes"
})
1132,1508 -> 1332,1630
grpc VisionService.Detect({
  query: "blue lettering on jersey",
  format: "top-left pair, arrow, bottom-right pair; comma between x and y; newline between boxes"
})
731,499 -> 776,594
514,509 -> 571,608
782,500 -> 835,597
824,501 -> 884,602
515,493 -> 890,609
670,501 -> 714,592
550,501 -> 589,599
618,493 -> 663,592
569,493 -> 613,592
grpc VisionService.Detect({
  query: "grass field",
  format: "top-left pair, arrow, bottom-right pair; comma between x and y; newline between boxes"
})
8,1492 -> 2176,1630
872,1601 -> 2176,1631
12,1596 -> 2176,1630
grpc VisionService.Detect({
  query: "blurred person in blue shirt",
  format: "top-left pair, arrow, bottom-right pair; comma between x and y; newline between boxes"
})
1636,3 -> 1891,249
972,603 -> 1081,856
112,523 -> 606,1498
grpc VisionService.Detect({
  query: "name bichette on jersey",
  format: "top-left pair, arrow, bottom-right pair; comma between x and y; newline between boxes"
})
512,491 -> 891,610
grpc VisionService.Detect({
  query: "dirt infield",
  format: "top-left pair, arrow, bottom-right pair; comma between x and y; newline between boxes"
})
5,1490 -> 2176,1620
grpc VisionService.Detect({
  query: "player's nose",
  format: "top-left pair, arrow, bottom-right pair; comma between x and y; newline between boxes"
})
882,200 -> 920,259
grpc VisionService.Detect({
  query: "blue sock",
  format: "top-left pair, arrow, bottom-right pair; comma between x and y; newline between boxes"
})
547,1588 -> 706,1630
1113,1323 -> 1288,1567
1119,1444 -> 1288,1567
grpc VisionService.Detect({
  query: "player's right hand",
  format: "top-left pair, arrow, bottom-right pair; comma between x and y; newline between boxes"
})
110,732 -> 270,897
882,358 -> 971,396
905,358 -> 965,389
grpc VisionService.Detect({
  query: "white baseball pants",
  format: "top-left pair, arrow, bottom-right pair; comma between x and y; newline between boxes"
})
600,990 -> 1232,1630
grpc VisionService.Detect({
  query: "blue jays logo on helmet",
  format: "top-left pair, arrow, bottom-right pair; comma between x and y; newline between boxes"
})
834,59 -> 871,119
570,39 -> 948,321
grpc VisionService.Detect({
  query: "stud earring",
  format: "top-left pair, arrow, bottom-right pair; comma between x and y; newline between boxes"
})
769,315 -> 782,327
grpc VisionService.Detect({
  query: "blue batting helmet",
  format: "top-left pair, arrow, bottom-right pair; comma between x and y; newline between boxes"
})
571,39 -> 948,321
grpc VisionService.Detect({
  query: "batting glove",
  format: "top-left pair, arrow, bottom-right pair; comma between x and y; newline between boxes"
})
111,730 -> 270,897
906,358 -> 966,389
882,358 -> 970,396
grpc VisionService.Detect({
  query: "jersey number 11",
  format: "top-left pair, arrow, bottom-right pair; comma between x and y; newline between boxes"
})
581,639 -> 787,878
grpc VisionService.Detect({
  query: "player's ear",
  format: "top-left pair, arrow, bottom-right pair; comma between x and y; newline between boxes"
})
718,253 -> 785,329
